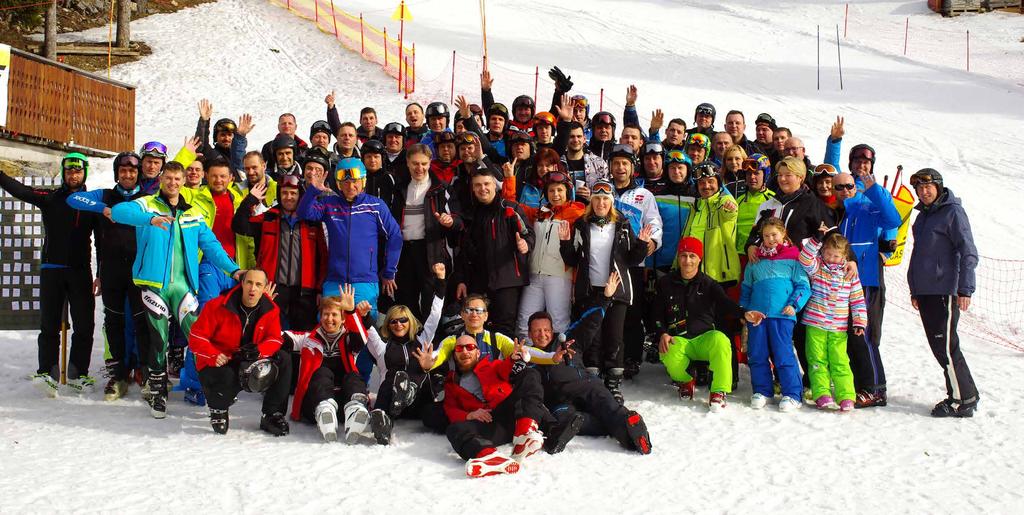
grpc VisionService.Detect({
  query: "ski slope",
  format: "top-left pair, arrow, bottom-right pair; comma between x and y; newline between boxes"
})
2,0 -> 1024,512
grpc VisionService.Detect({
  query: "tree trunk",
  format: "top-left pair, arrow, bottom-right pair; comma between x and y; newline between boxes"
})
116,0 -> 132,48
43,0 -> 57,59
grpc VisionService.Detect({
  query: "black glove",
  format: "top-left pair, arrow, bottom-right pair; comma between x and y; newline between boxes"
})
511,359 -> 528,376
238,344 -> 260,363
879,237 -> 897,253
548,66 -> 573,92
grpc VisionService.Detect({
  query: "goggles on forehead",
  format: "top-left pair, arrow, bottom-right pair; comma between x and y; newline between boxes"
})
814,164 -> 838,176
644,142 -> 664,155
851,147 -> 874,161
63,159 -> 86,170
693,164 -> 719,180
591,181 -> 614,196
571,95 -> 588,107
140,141 -> 168,158
688,134 -> 709,147
909,171 -> 939,188
695,106 -> 714,117
666,150 -> 689,164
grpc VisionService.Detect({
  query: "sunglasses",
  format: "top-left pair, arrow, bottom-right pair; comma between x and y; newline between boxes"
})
455,343 -> 478,352
591,182 -> 614,195
462,307 -> 486,315
388,317 -> 409,325
140,141 -> 168,158
336,167 -> 366,182
833,183 -> 856,191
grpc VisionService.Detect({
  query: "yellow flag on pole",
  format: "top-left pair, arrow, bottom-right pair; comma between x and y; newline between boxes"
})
884,183 -> 916,267
391,1 -> 413,21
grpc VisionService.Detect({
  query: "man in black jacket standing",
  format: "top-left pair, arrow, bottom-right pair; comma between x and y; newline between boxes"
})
455,171 -> 534,337
0,153 -> 99,396
907,169 -> 980,418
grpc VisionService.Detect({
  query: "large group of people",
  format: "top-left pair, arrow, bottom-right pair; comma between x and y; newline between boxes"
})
0,65 -> 980,477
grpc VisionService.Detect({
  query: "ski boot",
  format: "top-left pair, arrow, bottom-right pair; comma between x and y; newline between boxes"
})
604,368 -> 624,405
510,418 -> 544,462
389,371 -> 418,417
466,448 -> 519,478
315,399 -> 339,442
260,412 -> 290,437
210,408 -> 229,434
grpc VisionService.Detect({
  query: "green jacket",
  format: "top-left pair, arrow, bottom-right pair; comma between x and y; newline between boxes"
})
735,187 -> 776,255
684,190 -> 739,284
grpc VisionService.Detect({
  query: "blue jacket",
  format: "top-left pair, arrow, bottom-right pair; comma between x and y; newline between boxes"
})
907,188 -> 977,297
740,247 -> 810,320
823,136 -> 842,171
110,192 -> 239,291
298,187 -> 402,284
838,183 -> 902,288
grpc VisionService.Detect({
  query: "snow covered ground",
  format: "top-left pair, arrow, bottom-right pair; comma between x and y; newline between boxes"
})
2,0 -> 1024,512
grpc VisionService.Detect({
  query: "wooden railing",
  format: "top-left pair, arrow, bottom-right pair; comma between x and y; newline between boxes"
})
3,47 -> 135,153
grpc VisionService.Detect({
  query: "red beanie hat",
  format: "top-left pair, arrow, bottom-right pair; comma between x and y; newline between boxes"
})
677,236 -> 703,260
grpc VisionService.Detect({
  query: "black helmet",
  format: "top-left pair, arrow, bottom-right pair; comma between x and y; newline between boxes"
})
361,139 -> 385,156
591,111 -> 616,128
383,122 -> 405,136
849,143 -> 876,167
113,151 -> 141,174
695,102 -> 716,124
910,168 -> 943,189
213,118 -> 237,137
512,95 -> 536,119
487,103 -> 510,121
303,146 -> 332,171
428,101 -> 452,124
310,120 -> 333,141
238,358 -> 279,393
273,134 -> 297,152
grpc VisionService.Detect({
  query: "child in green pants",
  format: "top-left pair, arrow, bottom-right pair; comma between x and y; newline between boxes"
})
798,229 -> 868,412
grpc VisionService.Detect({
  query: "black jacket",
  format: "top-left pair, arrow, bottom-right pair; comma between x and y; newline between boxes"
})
0,172 -> 97,269
455,197 -> 534,291
364,169 -> 400,218
560,217 -> 646,305
95,186 -> 146,274
651,271 -> 746,340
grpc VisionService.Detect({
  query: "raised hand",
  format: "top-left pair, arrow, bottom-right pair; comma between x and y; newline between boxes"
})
183,136 -> 201,154
250,179 -> 267,201
558,219 -> 571,241
339,283 -> 356,312
650,109 -> 664,132
558,93 -> 574,122
604,270 -> 621,298
309,167 -> 328,191
237,113 -> 255,136
480,69 -> 493,91
432,262 -> 446,280
434,211 -> 454,228
830,116 -> 845,140
356,300 -> 372,317
264,282 -> 278,300
510,338 -> 526,361
552,339 -> 574,363
198,99 -> 213,120
412,342 -> 435,372
637,224 -> 653,242
625,84 -> 638,106
325,90 -> 336,109
502,157 -> 518,178
455,94 -> 471,120
515,232 -> 529,255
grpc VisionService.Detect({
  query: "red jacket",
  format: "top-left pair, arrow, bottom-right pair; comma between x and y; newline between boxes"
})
443,356 -> 515,423
188,287 -> 283,371
288,313 -> 368,421
232,198 -> 328,292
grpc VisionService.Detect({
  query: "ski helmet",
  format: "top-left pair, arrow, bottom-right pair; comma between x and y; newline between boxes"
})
665,149 -> 693,168
139,141 -> 168,161
848,143 -> 876,168
609,143 -> 637,168
61,152 -> 89,182
360,139 -> 385,156
238,358 -> 279,393
310,120 -> 333,141
273,134 -> 298,152
113,151 -> 141,174
383,122 -> 405,136
302,146 -> 332,172
692,162 -> 722,189
910,168 -> 943,189
591,111 -> 616,128
487,103 -> 510,121
213,118 -> 237,138
426,102 -> 451,124
512,95 -> 536,120
642,141 -> 664,157
694,103 -> 717,125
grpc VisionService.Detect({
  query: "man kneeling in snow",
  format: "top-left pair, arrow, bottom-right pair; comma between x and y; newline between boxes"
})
442,335 -> 552,478
189,268 -> 293,436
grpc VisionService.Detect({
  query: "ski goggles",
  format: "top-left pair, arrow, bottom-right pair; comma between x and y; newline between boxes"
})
533,112 -> 557,126
63,158 -> 86,171
488,103 -> 510,119
388,317 -> 410,325
755,113 -> 776,128
687,133 -> 709,148
814,163 -> 838,177
336,166 -> 366,182
592,112 -> 615,127
666,150 -> 690,164
115,154 -> 140,168
455,343 -> 478,352
457,132 -> 479,148
741,158 -> 762,173
571,95 -> 588,108
643,142 -> 664,156
850,147 -> 875,162
591,181 -> 615,197
383,122 -> 405,135
695,105 -> 714,117
279,174 -> 302,189
140,141 -> 168,159
214,120 -> 237,133
544,172 -> 571,186
909,171 -> 939,188
692,164 -> 720,180
508,129 -> 533,143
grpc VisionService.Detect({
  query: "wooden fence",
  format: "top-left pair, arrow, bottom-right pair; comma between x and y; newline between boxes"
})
3,47 -> 135,153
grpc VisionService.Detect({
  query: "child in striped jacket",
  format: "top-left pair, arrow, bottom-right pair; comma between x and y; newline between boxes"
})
799,226 -> 868,412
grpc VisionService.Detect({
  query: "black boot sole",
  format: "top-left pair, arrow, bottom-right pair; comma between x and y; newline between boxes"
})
369,410 -> 393,445
545,412 -> 584,454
